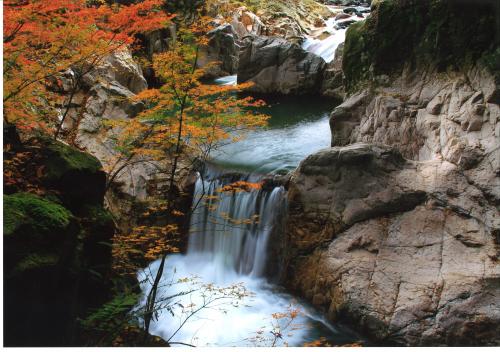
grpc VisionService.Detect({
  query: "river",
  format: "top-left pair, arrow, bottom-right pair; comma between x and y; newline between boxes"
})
136,6 -> 370,347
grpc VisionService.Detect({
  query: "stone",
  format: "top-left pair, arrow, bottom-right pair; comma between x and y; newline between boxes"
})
335,13 -> 352,20
39,137 -> 106,209
231,7 -> 266,38
197,23 -> 240,78
320,43 -> 345,99
237,36 -> 327,95
284,4 -> 500,341
283,144 -> 500,346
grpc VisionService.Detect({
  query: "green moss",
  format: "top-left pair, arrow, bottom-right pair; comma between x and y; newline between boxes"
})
481,47 -> 500,78
14,253 -> 60,274
83,205 -> 114,228
43,140 -> 102,182
4,193 -> 73,237
342,0 -> 498,92
343,21 -> 371,91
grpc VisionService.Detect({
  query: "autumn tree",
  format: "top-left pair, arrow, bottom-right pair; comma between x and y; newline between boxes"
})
105,20 -> 268,342
3,0 -> 172,133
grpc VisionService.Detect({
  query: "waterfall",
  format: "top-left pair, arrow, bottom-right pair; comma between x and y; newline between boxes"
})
213,75 -> 238,86
135,79 -> 363,347
136,167 -> 320,347
188,168 -> 287,280
302,7 -> 369,63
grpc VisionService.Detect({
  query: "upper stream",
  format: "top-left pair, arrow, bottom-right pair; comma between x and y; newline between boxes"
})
137,8 -> 369,347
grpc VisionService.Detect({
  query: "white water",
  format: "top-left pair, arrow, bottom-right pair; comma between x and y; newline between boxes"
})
136,18 -> 368,341
137,169 -> 351,346
213,75 -> 238,86
302,6 -> 369,63
187,173 -> 285,278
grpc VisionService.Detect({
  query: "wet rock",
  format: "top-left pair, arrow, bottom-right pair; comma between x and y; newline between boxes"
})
320,43 -> 345,99
237,36 -> 327,95
198,23 -> 240,78
335,13 -> 352,20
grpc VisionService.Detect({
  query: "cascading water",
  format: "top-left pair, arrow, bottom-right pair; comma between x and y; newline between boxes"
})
137,167 -> 351,347
136,106 -> 365,346
187,169 -> 286,280
136,11 -> 371,340
302,5 -> 370,63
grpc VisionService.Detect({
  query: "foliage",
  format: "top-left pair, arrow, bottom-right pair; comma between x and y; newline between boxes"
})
219,180 -> 263,193
244,304 -> 303,347
3,192 -> 72,237
3,147 -> 40,193
13,253 -> 60,274
3,0 -> 173,131
81,292 -> 141,333
343,0 -> 498,91
112,224 -> 181,277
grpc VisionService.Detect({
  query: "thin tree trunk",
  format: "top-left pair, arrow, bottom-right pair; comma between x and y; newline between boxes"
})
142,46 -> 199,344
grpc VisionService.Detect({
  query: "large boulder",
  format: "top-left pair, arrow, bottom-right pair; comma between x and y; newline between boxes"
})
283,143 -> 500,345
237,36 -> 327,95
56,48 -> 196,233
197,23 -> 240,78
3,142 -> 115,346
328,64 -> 500,203
39,137 -> 107,210
283,0 -> 500,345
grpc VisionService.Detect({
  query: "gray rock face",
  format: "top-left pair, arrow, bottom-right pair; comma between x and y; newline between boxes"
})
285,143 -> 500,346
330,65 -> 500,202
59,48 -> 195,231
237,36 -> 327,95
197,24 -> 240,78
284,62 -> 500,345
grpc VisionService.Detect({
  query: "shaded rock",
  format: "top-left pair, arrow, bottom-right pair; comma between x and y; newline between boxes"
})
38,137 -> 106,210
237,36 -> 327,95
342,0 -> 498,92
4,163 -> 114,346
320,43 -> 345,99
198,23 -> 239,78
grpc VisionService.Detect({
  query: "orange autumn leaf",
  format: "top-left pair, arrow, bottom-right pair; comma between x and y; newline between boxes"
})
4,0 -> 173,131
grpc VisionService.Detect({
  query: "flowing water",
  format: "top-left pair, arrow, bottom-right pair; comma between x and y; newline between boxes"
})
137,165 -> 363,347
137,9 -> 369,346
302,5 -> 370,63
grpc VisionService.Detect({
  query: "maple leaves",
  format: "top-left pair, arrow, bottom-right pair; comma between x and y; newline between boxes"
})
219,180 -> 263,193
108,23 -> 269,199
3,0 -> 173,131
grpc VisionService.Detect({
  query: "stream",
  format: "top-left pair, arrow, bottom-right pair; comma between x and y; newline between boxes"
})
137,6 -> 370,347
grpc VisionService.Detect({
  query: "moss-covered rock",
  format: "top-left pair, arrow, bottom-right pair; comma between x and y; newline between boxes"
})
343,0 -> 499,91
3,128 -> 116,346
13,253 -> 60,275
4,192 -> 73,238
79,204 -> 115,284
38,137 -> 107,210
43,139 -> 102,180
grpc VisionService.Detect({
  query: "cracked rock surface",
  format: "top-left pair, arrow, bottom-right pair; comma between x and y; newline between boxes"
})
283,64 -> 499,346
